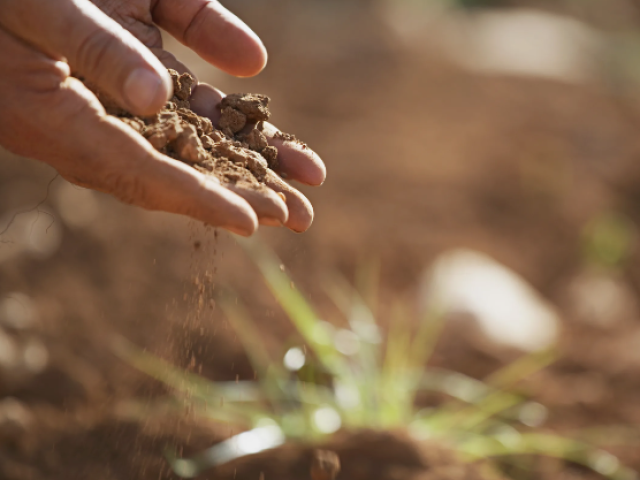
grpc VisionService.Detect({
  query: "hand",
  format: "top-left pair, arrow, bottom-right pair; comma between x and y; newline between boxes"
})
0,0 -> 325,236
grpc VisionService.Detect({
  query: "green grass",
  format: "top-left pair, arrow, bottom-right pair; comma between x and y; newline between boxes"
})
114,237 -> 637,480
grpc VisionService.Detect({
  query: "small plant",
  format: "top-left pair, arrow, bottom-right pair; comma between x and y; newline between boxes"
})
115,237 -> 637,480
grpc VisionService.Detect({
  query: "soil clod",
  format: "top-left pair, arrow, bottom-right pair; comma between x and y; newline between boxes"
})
220,93 -> 270,122
83,69 -> 301,196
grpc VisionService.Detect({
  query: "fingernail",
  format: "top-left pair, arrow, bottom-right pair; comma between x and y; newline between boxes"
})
124,68 -> 167,113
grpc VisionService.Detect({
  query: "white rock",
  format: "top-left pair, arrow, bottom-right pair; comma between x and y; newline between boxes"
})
381,3 -> 603,84
422,249 -> 559,351
444,9 -> 602,83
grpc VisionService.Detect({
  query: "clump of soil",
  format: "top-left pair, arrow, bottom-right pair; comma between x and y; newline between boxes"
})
88,69 -> 304,194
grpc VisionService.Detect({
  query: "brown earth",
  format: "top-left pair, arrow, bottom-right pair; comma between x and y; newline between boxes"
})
0,413 -> 498,480
2,1 -> 640,480
87,69 -> 298,203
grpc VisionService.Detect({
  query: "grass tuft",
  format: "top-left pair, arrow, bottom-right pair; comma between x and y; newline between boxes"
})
116,237 -> 636,480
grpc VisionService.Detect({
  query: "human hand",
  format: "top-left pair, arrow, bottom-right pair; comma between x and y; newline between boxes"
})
0,0 -> 325,235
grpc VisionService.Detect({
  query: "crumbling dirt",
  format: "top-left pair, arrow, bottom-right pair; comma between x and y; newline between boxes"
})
88,70 -> 294,194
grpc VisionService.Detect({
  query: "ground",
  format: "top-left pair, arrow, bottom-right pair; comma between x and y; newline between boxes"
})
1,1 -> 640,479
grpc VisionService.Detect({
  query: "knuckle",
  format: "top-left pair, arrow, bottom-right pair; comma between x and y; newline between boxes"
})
183,1 -> 212,44
101,1 -> 161,47
74,29 -> 120,79
9,59 -> 69,95
128,21 -> 163,49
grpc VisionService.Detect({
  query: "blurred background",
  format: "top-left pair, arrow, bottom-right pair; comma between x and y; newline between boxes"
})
3,0 -> 640,478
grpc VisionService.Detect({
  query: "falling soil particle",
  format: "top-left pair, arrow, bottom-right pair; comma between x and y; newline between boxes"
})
84,69 -> 302,194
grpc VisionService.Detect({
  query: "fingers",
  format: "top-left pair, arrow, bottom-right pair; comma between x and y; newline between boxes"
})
189,84 -> 318,231
0,14 -> 300,236
68,154 -> 259,237
77,116 -> 258,235
226,185 -> 288,227
261,122 -> 326,186
190,84 -> 326,185
152,0 -> 267,77
265,171 -> 314,233
29,77 -> 258,235
189,82 -> 225,122
0,0 -> 171,116
0,26 -> 70,98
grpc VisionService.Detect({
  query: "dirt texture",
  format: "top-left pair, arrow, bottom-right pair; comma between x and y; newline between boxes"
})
0,415 -> 496,480
4,1 -> 640,480
208,431 -> 499,480
89,70 -> 293,194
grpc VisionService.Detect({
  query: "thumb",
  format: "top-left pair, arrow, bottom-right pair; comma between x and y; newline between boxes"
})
0,0 -> 171,116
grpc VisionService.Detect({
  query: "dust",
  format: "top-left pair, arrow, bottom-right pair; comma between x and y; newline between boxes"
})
84,69 -> 299,194
177,223 -> 221,375
79,70 -> 301,390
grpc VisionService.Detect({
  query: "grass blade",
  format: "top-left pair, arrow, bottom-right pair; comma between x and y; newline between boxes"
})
238,237 -> 350,379
484,348 -> 557,390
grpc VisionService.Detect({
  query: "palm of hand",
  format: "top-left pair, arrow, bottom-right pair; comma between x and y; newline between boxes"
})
0,0 -> 325,235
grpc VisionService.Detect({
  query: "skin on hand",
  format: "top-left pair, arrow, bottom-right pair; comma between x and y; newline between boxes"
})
0,0 -> 326,236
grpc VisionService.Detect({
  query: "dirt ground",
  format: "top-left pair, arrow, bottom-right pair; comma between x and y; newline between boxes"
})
2,1 -> 640,479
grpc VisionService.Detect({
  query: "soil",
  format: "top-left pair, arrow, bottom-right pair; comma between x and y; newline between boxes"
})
88,69 -> 295,197
210,431 -> 498,480
3,1 -> 640,480
0,414 -> 497,480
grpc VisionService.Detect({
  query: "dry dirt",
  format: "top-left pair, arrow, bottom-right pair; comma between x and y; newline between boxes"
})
209,431 -> 499,480
2,1 -> 640,480
88,69 -> 299,198
0,415 -> 500,480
